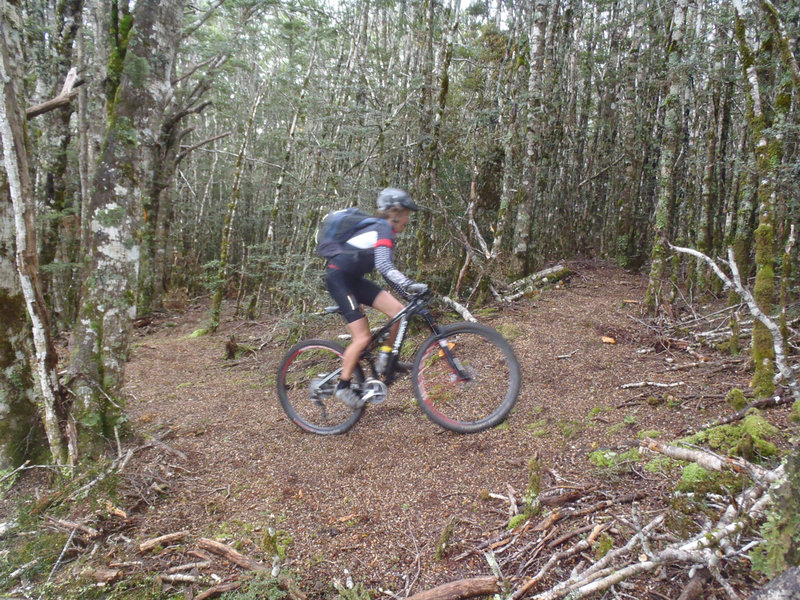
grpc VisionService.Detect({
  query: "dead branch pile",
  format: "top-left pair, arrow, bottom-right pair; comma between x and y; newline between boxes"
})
423,440 -> 783,600
2,436 -> 304,600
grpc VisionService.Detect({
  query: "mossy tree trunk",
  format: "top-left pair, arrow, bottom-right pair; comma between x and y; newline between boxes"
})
416,0 -> 458,281
0,181 -> 46,469
0,0 -> 70,466
516,0 -> 549,276
137,68 -> 223,316
413,0 -> 436,274
645,0 -> 689,314
734,1 -> 783,399
68,0 -> 185,454
615,0 -> 646,271
30,0 -> 84,329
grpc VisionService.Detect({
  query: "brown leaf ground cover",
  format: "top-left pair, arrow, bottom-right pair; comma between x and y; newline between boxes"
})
3,261 -> 793,599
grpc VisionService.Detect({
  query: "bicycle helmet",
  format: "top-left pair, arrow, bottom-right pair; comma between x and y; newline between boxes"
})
376,188 -> 419,212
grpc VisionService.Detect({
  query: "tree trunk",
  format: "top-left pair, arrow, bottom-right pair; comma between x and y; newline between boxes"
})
515,0 -> 549,275
733,1 -> 779,399
209,86 -> 265,333
0,0 -> 70,466
68,0 -> 185,453
32,0 -> 84,329
0,180 -> 44,469
645,0 -> 690,313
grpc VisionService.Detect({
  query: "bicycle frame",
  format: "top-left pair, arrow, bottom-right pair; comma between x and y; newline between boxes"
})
315,292 -> 471,396
362,293 -> 470,384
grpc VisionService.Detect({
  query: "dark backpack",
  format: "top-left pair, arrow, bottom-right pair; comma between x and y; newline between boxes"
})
316,207 -> 380,258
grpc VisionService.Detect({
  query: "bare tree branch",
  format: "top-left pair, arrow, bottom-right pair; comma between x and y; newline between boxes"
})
667,240 -> 800,404
25,67 -> 85,119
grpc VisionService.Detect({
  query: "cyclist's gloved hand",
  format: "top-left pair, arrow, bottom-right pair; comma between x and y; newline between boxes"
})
406,282 -> 429,295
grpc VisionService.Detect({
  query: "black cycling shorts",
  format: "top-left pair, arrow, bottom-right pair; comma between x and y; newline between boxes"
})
325,265 -> 383,323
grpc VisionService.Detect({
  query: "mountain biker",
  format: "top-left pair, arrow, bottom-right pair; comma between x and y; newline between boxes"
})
325,187 -> 428,409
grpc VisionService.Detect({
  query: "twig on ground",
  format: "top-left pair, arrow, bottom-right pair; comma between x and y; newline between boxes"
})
621,381 -> 685,390
44,527 -> 77,585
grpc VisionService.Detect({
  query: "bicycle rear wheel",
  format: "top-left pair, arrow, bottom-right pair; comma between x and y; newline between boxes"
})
276,339 -> 364,435
412,323 -> 521,433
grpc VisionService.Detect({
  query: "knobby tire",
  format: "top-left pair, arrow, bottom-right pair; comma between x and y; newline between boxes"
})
412,322 -> 521,433
276,339 -> 364,435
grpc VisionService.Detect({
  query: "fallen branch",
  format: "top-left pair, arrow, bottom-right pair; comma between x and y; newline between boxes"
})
167,560 -> 212,573
668,242 -> 800,404
620,380 -> 685,389
640,438 -> 779,485
48,517 -> 100,540
139,531 -> 190,553
515,441 -> 782,599
404,576 -> 501,600
197,538 -> 267,571
442,296 -> 478,322
196,581 -> 242,600
92,567 -> 122,583
26,68 -> 85,119
159,573 -> 198,584
503,265 -> 572,302
546,522 -> 605,549
0,460 -> 29,484
676,568 -> 711,600
69,449 -> 134,503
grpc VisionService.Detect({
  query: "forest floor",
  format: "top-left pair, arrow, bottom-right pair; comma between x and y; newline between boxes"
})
2,261 -> 795,600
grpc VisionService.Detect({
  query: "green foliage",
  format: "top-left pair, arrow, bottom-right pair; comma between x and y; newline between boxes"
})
594,533 -> 614,559
334,582 -> 371,600
507,513 -> 528,530
0,460 -> 129,598
495,322 -> 524,341
677,463 -> 711,492
644,455 -> 675,474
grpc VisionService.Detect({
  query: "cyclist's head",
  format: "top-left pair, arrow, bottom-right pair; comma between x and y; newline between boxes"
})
376,188 -> 419,213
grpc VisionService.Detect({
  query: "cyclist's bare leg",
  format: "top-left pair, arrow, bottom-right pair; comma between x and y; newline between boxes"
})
371,290 -> 404,344
342,317 -> 371,381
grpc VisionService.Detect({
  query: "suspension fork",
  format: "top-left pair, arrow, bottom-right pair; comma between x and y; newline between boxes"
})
421,310 -> 472,382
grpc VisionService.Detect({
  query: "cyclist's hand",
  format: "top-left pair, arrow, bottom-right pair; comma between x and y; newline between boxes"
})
406,282 -> 429,295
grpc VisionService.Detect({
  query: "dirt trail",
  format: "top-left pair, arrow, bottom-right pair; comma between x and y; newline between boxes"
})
116,263 -> 760,595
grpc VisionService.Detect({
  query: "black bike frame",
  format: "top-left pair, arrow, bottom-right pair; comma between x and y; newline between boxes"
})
363,293 -> 469,384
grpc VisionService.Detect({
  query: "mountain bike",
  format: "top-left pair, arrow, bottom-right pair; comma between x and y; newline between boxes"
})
276,290 -> 521,435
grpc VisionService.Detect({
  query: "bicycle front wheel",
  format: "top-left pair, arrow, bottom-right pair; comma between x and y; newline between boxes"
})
412,323 -> 521,433
276,339 -> 364,435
